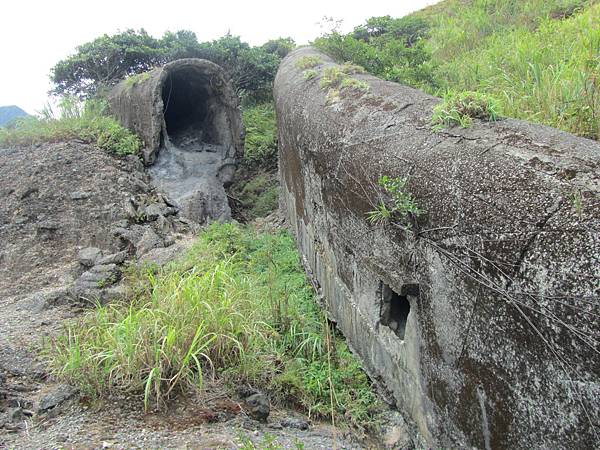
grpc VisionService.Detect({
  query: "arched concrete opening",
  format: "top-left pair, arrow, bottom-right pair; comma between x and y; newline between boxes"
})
161,65 -> 235,151
108,58 -> 244,223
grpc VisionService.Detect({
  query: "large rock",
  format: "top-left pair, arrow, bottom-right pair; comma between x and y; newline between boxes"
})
274,47 -> 600,449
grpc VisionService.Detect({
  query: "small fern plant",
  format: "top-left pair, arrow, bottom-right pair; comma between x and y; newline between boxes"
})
367,176 -> 423,226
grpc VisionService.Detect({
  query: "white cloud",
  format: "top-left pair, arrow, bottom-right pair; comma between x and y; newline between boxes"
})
0,0 -> 438,113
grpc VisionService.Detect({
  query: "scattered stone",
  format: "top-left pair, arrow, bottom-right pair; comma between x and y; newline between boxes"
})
69,191 -> 91,200
138,241 -> 193,267
78,264 -> 121,288
130,177 -> 150,193
155,215 -> 172,234
97,251 -> 128,265
37,288 -> 72,309
378,410 -> 413,450
244,393 -> 270,422
8,407 -> 23,422
78,247 -> 102,267
123,198 -> 139,220
144,203 -> 177,221
19,186 -> 38,200
13,216 -> 29,225
280,417 -> 309,430
125,154 -> 144,172
135,228 -> 164,257
37,385 -> 77,413
112,219 -> 130,229
36,220 -> 59,231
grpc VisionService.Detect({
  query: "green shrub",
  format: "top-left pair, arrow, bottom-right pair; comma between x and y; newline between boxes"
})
50,223 -> 380,429
432,91 -> 500,129
0,97 -> 141,156
242,102 -> 278,168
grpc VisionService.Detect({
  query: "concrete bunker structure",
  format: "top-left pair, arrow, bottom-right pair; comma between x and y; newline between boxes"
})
109,59 -> 244,222
275,48 -> 600,448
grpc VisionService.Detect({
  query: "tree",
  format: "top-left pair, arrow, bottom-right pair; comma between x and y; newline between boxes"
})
51,29 -> 163,97
51,30 -> 292,103
262,37 -> 296,59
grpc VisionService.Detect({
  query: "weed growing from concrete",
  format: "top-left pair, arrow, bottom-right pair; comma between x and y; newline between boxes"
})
367,175 -> 423,225
320,63 -> 367,90
295,55 -> 323,70
432,91 -> 500,130
303,69 -> 318,80
340,77 -> 370,92
124,71 -> 152,88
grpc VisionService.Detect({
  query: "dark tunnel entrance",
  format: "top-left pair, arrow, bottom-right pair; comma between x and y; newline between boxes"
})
161,68 -> 225,150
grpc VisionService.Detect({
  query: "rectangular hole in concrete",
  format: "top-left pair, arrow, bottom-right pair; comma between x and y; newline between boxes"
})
380,282 -> 411,340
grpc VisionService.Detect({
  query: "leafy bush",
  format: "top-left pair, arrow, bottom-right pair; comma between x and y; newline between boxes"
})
242,102 -> 278,169
432,91 -> 500,129
0,97 -> 141,156
51,223 -> 380,429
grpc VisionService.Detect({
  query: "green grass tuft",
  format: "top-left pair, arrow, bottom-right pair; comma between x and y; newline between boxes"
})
340,77 -> 370,92
303,69 -> 319,80
0,97 -> 141,156
295,55 -> 323,70
367,175 -> 423,226
432,91 -> 500,129
320,64 -> 369,95
50,223 -> 380,428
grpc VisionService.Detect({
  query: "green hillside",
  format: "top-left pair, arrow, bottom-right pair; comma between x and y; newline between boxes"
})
315,0 -> 600,140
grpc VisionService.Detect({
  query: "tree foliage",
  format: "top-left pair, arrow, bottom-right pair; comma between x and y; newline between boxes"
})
313,15 -> 435,90
51,29 -> 294,103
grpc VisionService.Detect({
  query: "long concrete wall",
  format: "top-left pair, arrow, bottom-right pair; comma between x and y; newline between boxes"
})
274,47 -> 600,448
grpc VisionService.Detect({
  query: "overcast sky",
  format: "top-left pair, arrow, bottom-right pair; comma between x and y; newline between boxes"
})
1,0 -> 438,114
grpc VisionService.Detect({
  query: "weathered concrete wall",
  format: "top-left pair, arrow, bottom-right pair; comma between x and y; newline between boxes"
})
108,59 -> 244,223
274,47 -> 600,448
108,58 -> 243,165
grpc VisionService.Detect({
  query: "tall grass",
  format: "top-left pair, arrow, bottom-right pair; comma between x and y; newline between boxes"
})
51,224 -> 378,428
242,102 -> 278,169
0,96 -> 141,155
431,2 -> 600,139
421,0 -> 592,60
315,0 -> 600,139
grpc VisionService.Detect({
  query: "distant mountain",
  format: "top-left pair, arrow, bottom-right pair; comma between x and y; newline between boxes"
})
0,105 -> 29,127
